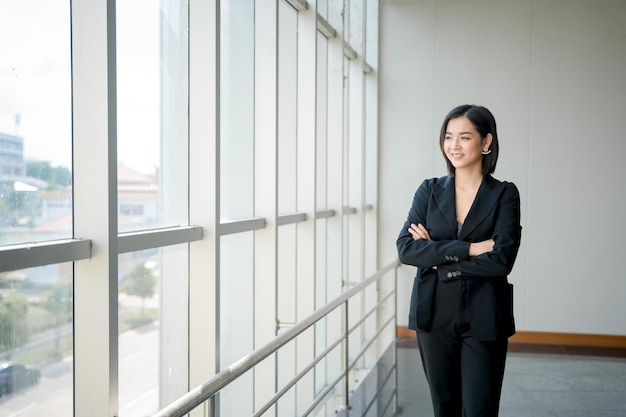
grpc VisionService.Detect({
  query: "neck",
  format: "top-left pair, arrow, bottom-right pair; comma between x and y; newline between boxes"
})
454,168 -> 484,189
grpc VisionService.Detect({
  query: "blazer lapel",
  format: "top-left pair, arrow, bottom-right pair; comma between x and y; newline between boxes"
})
432,176 -> 458,233
458,175 -> 506,240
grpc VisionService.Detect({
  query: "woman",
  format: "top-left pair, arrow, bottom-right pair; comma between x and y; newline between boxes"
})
396,104 -> 522,417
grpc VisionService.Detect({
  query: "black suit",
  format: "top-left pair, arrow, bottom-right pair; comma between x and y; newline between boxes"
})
397,174 -> 522,417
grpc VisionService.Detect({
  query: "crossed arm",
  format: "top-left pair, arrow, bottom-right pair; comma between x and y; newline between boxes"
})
397,180 -> 521,278
408,223 -> 494,257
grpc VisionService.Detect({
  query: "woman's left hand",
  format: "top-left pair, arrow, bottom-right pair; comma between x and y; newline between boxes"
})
409,223 -> 431,241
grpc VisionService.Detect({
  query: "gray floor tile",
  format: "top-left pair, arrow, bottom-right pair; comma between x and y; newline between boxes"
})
396,343 -> 626,417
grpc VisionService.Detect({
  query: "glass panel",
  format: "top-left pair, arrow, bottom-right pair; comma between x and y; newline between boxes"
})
220,0 -> 255,221
278,1 -> 298,214
277,223 -> 297,413
0,263 -> 73,416
328,0 -> 341,25
0,1 -> 72,245
315,219 -> 328,393
118,244 -> 189,416
318,0 -> 329,20
315,219 -> 327,310
342,56 -> 350,286
364,0 -> 377,207
344,0 -> 352,44
219,231 -> 254,415
277,224 -> 297,323
316,34 -> 329,211
117,0 -> 189,232
314,319 -> 327,395
349,1 -> 363,51
276,337 -> 296,416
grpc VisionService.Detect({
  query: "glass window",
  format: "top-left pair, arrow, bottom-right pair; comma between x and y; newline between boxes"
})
316,34 -> 329,211
219,232 -> 254,415
0,1 -> 72,245
277,225 -> 297,324
278,1 -> 298,214
116,0 -> 189,233
0,263 -> 73,416
315,219 -> 328,394
342,56 -> 350,284
276,222 -> 297,413
318,0 -> 329,20
276,338 -> 296,415
118,244 -> 189,416
220,0 -> 255,221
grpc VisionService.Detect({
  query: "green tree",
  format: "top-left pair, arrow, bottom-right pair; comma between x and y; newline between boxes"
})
51,166 -> 72,188
43,281 -> 72,325
0,293 -> 30,351
0,198 -> 8,218
43,280 -> 72,356
120,263 -> 157,315
26,160 -> 53,181
0,198 -> 9,233
26,161 -> 72,189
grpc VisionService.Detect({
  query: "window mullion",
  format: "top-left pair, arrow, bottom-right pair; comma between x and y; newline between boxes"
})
72,0 -> 119,415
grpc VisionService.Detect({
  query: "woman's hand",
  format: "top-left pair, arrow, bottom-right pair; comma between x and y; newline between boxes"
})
469,239 -> 494,256
409,224 -> 437,269
409,223 -> 493,258
409,223 -> 431,241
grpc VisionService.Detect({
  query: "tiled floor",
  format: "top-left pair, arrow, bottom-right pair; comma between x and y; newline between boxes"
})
395,338 -> 626,417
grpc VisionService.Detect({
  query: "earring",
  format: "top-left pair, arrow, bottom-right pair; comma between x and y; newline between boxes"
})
482,148 -> 492,155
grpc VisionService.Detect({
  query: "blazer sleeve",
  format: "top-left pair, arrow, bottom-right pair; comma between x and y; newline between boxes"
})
397,179 -> 471,269
440,182 -> 522,279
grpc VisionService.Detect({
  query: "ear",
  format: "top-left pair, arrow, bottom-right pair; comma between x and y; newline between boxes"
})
483,133 -> 493,150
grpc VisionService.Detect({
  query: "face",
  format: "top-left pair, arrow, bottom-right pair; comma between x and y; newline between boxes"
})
443,116 -> 492,174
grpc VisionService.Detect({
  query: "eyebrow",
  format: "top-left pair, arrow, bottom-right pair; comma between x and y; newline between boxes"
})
445,131 -> 474,135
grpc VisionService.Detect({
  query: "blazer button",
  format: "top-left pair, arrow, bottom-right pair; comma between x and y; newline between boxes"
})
447,272 -> 453,278
453,256 -> 459,262
457,271 -> 462,276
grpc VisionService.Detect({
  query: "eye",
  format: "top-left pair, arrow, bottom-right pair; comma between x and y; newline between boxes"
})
461,136 -> 470,141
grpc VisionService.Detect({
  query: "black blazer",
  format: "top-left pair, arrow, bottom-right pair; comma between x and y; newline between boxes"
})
397,175 -> 522,341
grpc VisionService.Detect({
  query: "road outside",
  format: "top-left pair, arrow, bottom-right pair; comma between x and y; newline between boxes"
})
0,322 -> 158,417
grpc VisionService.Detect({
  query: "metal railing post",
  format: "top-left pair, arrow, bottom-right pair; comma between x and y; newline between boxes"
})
343,301 -> 351,411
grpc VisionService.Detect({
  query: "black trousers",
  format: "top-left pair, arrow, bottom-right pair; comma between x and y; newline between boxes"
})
416,279 -> 508,417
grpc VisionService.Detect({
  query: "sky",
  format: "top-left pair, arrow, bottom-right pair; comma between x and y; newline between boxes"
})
0,0 -> 161,175
0,1 -> 72,168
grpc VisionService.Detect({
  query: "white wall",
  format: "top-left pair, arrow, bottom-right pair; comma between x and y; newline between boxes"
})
379,0 -> 626,335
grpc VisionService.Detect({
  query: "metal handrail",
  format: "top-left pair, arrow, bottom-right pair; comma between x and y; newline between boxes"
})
153,259 -> 400,417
